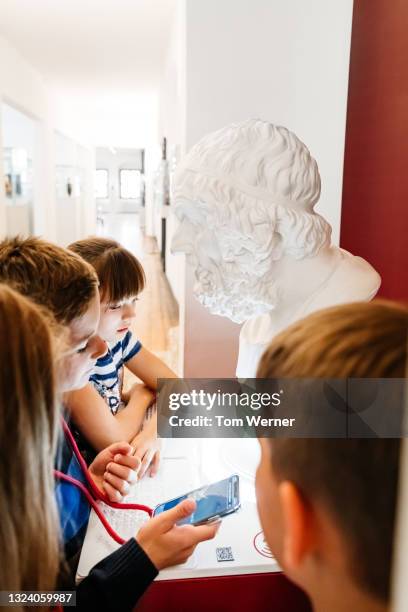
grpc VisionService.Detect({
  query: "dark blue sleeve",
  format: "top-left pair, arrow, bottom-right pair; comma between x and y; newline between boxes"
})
74,538 -> 158,611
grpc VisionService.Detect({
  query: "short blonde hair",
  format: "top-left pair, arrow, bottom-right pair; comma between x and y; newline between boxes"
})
259,299 -> 407,378
258,299 -> 408,603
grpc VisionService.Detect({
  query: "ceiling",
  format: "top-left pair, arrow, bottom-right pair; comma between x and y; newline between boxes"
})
0,0 -> 176,94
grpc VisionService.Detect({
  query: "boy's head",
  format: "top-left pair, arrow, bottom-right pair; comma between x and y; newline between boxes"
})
0,236 -> 106,391
68,236 -> 145,343
255,300 -> 407,609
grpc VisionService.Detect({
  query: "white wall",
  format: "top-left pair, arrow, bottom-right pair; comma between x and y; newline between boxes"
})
77,142 -> 96,241
159,1 -> 186,158
185,0 -> 352,243
159,0 -> 186,306
2,103 -> 36,153
0,35 -> 50,238
158,0 -> 187,373
0,35 -> 95,242
54,131 -> 95,246
2,103 -> 37,235
160,0 -> 354,377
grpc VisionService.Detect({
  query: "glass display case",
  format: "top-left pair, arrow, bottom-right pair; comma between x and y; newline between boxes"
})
3,147 -> 33,207
3,147 -> 34,235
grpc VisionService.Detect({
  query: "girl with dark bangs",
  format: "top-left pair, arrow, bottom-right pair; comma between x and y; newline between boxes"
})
67,237 -> 177,479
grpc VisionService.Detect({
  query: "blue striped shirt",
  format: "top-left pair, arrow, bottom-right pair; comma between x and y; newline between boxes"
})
90,331 -> 142,415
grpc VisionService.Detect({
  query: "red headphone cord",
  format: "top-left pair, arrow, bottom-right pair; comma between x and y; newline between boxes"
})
55,418 -> 153,545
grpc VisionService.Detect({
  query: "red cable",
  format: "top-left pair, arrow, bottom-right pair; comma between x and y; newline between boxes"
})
55,470 -> 126,545
55,418 -> 153,545
60,417 -> 152,514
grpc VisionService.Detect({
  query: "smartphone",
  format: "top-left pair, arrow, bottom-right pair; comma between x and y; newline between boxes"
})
153,474 -> 240,525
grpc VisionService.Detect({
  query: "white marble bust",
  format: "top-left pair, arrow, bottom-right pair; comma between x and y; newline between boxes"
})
171,119 -> 381,377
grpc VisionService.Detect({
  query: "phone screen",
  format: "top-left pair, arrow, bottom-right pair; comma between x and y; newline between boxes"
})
153,475 -> 239,525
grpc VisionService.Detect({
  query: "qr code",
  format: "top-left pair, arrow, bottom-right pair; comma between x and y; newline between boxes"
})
216,546 -> 234,562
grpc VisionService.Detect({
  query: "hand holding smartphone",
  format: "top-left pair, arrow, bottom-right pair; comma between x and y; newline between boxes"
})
153,474 -> 240,526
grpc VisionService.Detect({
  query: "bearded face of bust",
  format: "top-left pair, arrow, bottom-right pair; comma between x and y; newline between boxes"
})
171,120 -> 331,324
172,198 -> 283,323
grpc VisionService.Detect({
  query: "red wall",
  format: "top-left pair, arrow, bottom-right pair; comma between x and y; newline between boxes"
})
340,0 -> 408,301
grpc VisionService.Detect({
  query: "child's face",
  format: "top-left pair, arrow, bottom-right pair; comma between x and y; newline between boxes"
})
98,296 -> 138,343
60,293 -> 107,391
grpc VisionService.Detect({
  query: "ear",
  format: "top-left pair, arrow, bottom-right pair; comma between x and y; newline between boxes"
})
279,480 -> 314,571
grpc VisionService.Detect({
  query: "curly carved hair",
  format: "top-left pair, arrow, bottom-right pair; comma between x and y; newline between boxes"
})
173,119 -> 331,260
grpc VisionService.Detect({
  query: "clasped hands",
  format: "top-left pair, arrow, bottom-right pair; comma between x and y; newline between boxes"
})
89,383 -> 159,501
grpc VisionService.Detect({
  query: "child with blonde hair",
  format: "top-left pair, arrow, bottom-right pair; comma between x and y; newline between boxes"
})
256,300 -> 408,612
